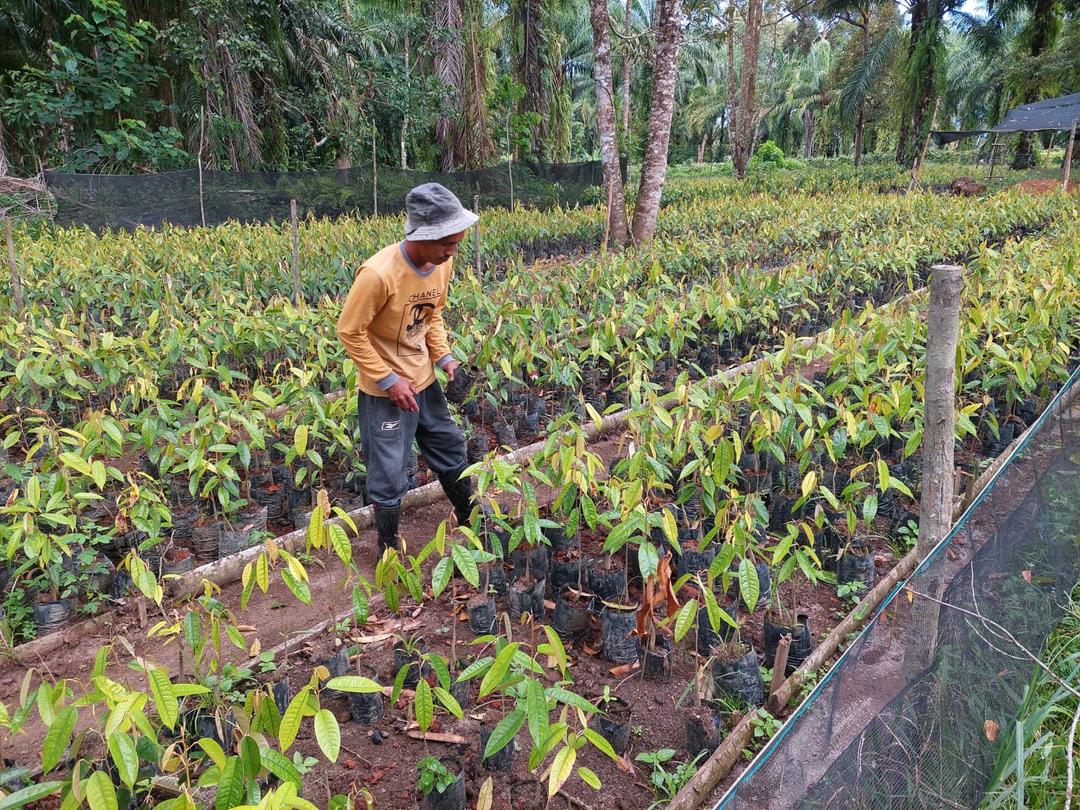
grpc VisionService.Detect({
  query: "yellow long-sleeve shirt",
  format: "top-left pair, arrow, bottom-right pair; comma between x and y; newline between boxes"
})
336,242 -> 453,397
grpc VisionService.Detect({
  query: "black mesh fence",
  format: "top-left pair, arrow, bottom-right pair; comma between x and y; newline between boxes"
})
44,159 -> 615,231
718,366 -> 1080,809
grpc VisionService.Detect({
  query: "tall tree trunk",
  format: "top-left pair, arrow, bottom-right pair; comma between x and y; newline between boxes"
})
436,0 -> 464,171
853,12 -> 869,167
803,107 -> 814,158
1011,0 -> 1055,169
696,133 -> 707,163
515,0 -> 544,156
461,0 -> 494,169
896,0 -> 938,167
401,32 -> 410,170
589,0 -> 629,245
726,7 -> 737,165
732,0 -> 763,178
631,0 -> 682,243
622,0 -> 633,147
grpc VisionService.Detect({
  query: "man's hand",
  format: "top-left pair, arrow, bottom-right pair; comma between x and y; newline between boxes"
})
387,378 -> 420,412
443,359 -> 460,382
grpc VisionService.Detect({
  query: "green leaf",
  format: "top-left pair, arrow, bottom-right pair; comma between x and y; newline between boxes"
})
0,782 -> 63,809
479,643 -> 519,697
328,523 -> 352,567
59,452 -> 92,477
240,735 -> 261,779
86,771 -> 118,810
279,686 -> 310,752
862,491 -> 878,523
526,678 -> 548,746
428,655 -> 451,691
281,566 -> 312,605
258,746 -> 302,789
314,709 -> 341,763
215,757 -> 245,810
107,731 -> 138,788
149,668 -> 178,731
293,425 -> 309,456
674,599 -> 698,642
42,706 -> 77,773
433,687 -> 463,720
455,656 -> 494,682
582,727 -> 619,762
548,745 -> 576,797
546,687 -> 598,714
738,557 -> 760,613
431,557 -> 452,599
577,766 -> 602,790
198,737 -> 227,770
451,543 -> 480,589
325,676 -> 382,693
415,679 -> 434,733
483,707 -> 525,759
638,540 -> 660,581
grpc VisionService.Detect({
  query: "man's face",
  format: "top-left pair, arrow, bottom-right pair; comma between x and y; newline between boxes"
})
412,231 -> 467,267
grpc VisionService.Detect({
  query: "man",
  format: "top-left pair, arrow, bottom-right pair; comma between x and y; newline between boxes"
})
336,183 -> 478,553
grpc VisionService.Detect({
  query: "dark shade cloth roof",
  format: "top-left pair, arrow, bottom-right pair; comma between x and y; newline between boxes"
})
932,91 -> 1079,143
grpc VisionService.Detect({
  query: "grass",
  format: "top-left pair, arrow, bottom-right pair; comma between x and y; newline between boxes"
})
982,583 -> 1080,808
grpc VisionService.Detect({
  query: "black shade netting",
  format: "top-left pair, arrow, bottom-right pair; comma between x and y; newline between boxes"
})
718,367 -> 1080,809
43,159 -> 614,231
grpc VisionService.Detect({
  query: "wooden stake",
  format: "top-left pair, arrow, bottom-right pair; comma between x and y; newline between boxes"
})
4,216 -> 23,316
1063,120 -> 1077,193
768,635 -> 791,699
289,199 -> 302,308
473,194 -> 481,274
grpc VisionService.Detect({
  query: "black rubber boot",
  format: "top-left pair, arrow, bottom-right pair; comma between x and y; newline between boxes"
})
438,469 -> 475,526
374,504 -> 400,554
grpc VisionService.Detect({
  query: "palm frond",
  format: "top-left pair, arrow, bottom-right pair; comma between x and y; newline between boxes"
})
839,24 -> 902,118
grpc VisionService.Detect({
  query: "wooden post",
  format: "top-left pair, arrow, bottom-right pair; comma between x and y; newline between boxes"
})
4,217 -> 24,316
372,120 -> 378,217
1063,120 -> 1077,193
768,635 -> 791,699
289,199 -> 303,308
907,263 -> 964,672
472,194 -> 481,274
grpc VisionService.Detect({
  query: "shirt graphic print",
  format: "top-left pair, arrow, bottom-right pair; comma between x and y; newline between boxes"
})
397,286 -> 442,356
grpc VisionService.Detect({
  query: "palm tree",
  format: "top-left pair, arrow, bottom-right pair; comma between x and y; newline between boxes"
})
770,37 -> 832,158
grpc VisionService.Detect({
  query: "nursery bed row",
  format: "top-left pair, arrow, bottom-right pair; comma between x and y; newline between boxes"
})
0,192 -> 1066,649
2,208 -> 1077,809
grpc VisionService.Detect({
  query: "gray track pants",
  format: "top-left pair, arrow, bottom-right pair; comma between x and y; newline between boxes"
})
358,381 -> 467,508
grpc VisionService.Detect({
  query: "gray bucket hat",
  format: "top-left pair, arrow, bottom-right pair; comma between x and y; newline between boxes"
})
404,183 -> 479,241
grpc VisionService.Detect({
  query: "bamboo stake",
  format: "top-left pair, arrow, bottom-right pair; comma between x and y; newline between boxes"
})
1063,120 -> 1077,193
4,216 -> 23,316
372,120 -> 378,216
289,199 -> 303,308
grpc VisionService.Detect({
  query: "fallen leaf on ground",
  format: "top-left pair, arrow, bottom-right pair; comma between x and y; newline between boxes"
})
1021,570 -> 1032,583
984,719 -> 999,742
405,729 -> 468,744
609,662 -> 639,677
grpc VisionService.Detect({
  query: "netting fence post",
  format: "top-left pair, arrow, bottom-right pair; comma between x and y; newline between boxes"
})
907,262 -> 964,673
4,216 -> 23,317
1063,120 -> 1077,193
289,199 -> 303,309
